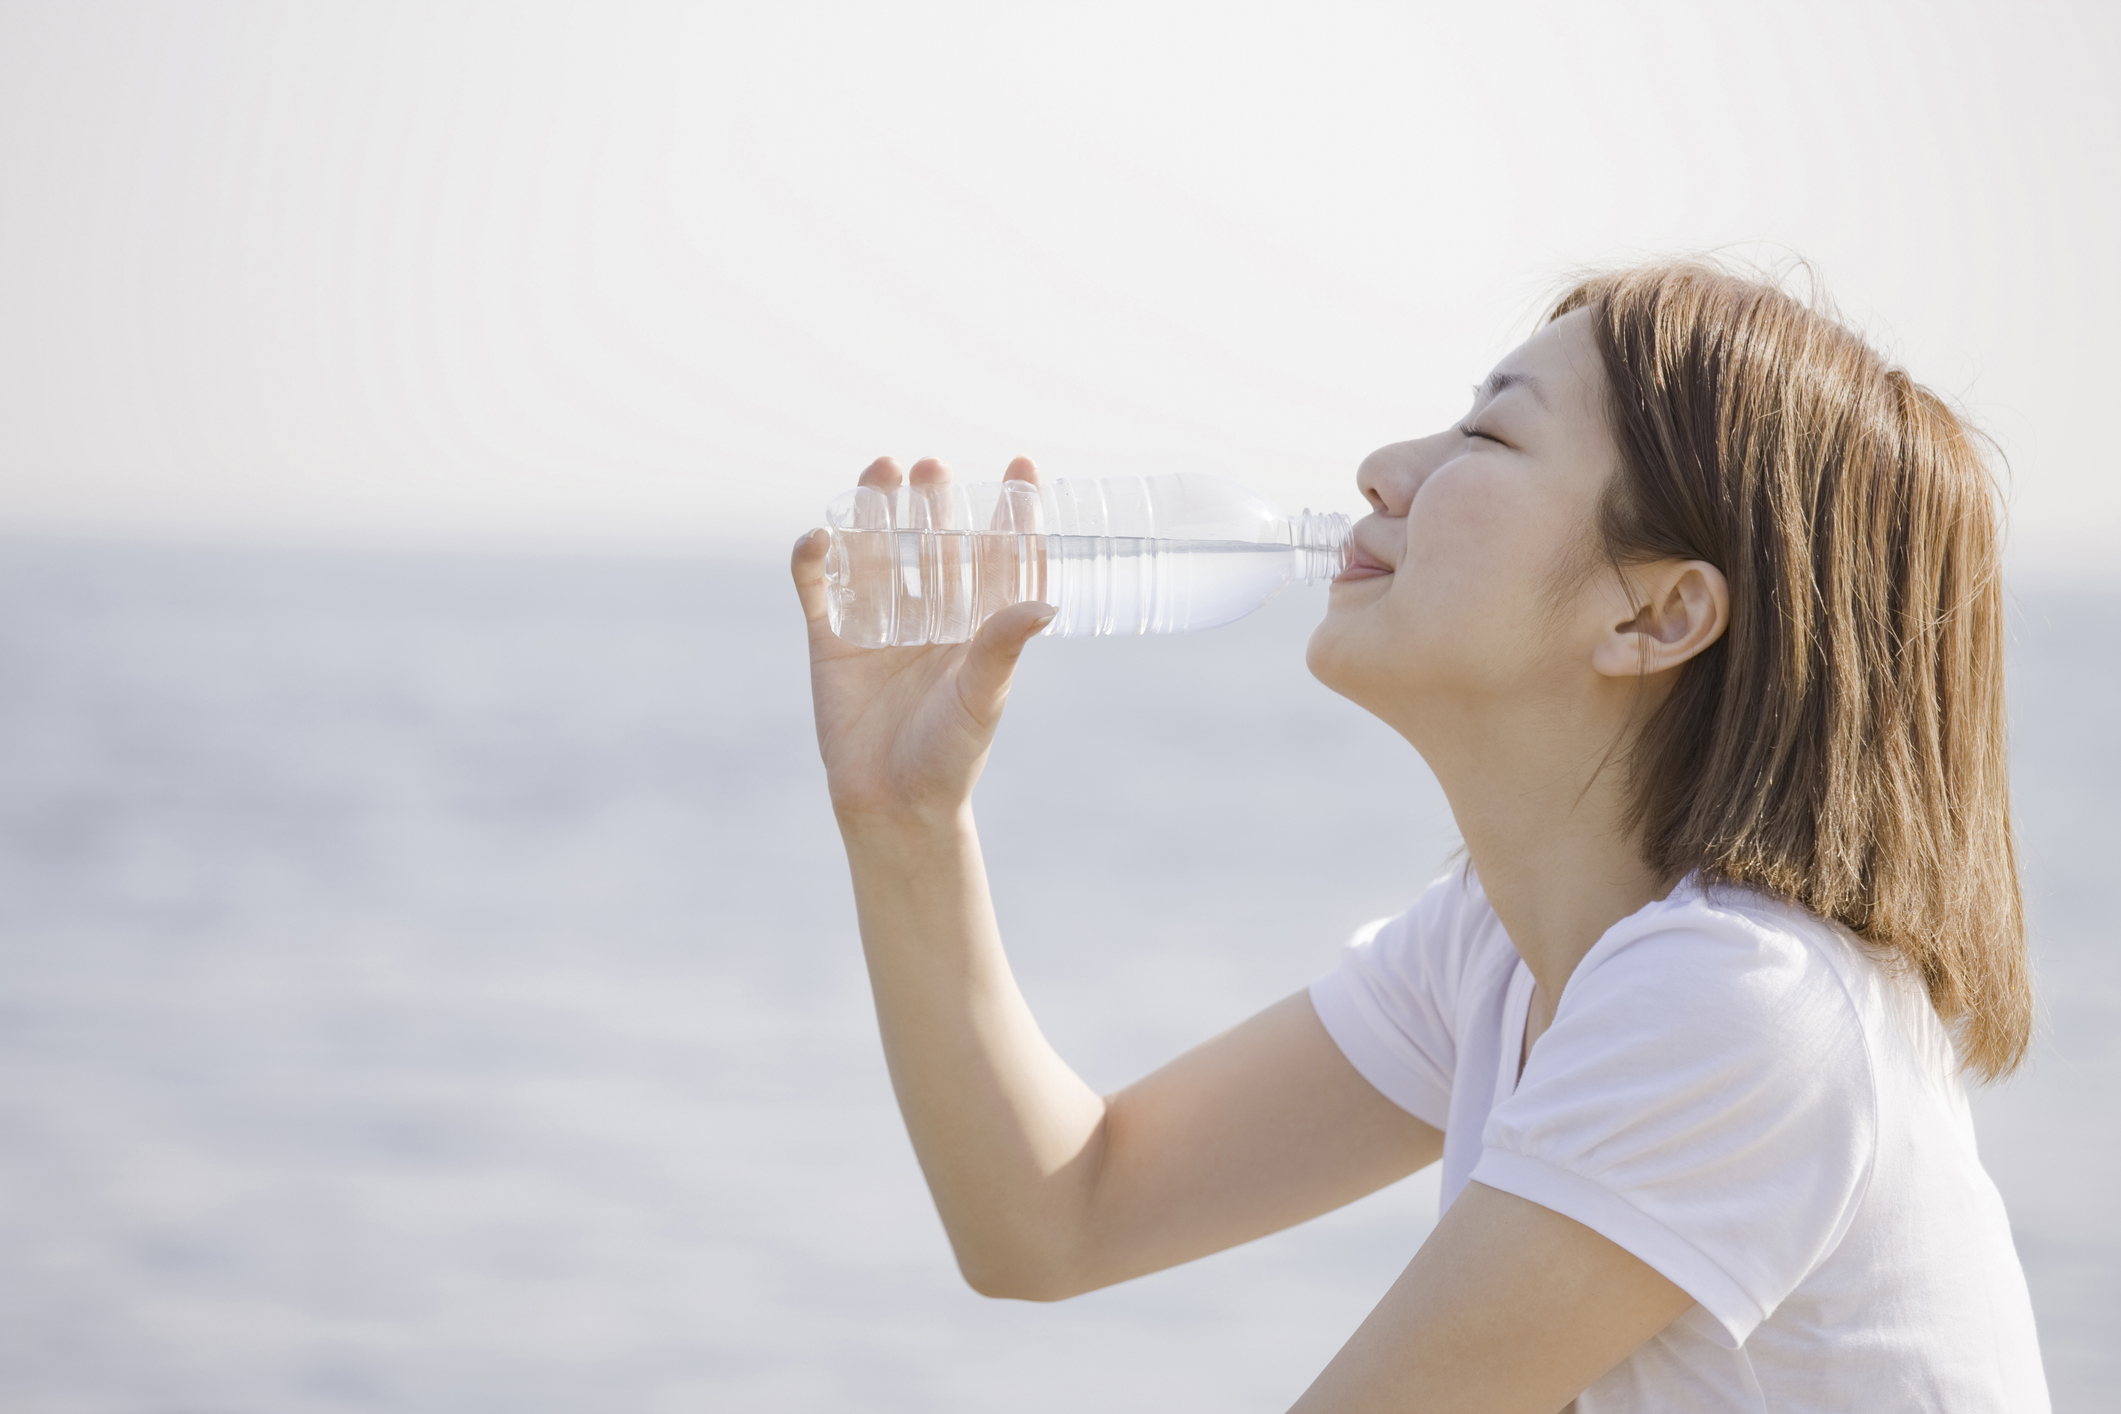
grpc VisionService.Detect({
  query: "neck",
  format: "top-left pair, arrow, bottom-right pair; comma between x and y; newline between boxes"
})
1412,694 -> 1674,1002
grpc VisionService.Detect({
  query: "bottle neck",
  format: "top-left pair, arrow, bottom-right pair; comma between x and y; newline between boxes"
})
1294,509 -> 1352,583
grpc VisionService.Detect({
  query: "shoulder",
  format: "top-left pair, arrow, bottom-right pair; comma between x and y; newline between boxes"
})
1309,865 -> 1516,1127
1481,882 -> 1886,1344
1341,864 -> 1517,1007
1507,877 -> 1882,1194
1568,877 -> 1877,1057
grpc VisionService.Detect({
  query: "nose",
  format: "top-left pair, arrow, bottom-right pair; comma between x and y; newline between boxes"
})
1355,432 -> 1456,517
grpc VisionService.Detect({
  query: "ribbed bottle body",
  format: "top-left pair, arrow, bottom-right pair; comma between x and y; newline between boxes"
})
822,475 -> 1349,649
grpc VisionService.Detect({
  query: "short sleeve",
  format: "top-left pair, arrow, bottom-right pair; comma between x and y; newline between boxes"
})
1308,870 -> 1495,1131
1469,899 -> 1878,1348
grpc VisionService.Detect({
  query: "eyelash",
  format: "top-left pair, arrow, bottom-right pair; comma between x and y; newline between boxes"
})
1460,424 -> 1499,443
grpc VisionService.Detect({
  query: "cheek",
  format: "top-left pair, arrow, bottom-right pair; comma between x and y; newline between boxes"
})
1392,479 -> 1589,687
1411,462 -> 1490,528
1407,471 -> 1571,606
1400,474 -> 1510,607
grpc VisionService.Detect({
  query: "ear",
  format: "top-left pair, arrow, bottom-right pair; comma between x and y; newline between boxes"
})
1590,560 -> 1729,679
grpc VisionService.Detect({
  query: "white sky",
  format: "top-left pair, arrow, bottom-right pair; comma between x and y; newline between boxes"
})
0,1 -> 2115,574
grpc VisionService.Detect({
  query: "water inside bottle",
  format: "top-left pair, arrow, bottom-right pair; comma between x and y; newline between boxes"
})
825,530 -> 1306,646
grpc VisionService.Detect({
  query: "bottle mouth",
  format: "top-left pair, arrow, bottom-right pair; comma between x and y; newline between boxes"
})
1294,510 -> 1352,583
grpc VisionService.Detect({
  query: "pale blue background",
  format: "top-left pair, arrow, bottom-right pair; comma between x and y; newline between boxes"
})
0,543 -> 2109,1411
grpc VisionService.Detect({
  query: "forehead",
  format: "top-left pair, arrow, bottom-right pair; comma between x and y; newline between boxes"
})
1486,308 -> 1605,419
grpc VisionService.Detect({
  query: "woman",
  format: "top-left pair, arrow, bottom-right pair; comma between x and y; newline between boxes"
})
789,261 -> 2049,1411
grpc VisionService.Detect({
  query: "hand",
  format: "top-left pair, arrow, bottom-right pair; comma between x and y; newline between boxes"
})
792,455 -> 1053,827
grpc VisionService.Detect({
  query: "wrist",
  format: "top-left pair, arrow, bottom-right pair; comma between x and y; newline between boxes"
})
835,799 -> 978,851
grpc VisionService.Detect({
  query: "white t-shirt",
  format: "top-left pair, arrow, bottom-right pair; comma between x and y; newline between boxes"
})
1309,870 -> 2049,1412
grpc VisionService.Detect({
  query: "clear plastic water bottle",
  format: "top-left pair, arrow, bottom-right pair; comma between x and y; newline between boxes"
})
822,473 -> 1352,648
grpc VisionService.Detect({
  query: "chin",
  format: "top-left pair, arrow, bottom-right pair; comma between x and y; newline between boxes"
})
1305,616 -> 1364,702
1308,614 -> 1439,737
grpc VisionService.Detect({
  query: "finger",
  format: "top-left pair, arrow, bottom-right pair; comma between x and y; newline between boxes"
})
956,599 -> 1056,721
989,455 -> 1042,532
857,456 -> 902,490
908,456 -> 951,486
790,527 -> 833,629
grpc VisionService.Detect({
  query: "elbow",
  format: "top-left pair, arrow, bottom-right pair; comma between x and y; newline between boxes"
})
942,1121 -> 1116,1303
953,1246 -> 1092,1303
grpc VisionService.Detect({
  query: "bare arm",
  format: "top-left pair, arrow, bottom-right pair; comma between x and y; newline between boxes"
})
1292,1181 -> 1694,1413
796,454 -> 1441,1300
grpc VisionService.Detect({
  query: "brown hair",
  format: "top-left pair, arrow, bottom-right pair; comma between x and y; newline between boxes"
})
1552,260 -> 2029,1079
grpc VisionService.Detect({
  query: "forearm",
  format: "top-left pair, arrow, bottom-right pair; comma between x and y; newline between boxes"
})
840,805 -> 1108,1298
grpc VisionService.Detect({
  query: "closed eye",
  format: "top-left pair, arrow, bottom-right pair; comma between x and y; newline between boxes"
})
1460,423 -> 1503,444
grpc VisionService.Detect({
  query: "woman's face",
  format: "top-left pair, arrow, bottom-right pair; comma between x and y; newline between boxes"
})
1306,308 -> 1630,740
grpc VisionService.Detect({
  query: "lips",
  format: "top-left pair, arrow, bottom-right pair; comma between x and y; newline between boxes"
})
1334,539 -> 1394,582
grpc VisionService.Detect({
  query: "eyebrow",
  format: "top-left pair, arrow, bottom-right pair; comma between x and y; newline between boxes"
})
1474,371 -> 1550,409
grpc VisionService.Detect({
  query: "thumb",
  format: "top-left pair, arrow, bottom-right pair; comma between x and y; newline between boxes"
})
957,600 -> 1056,720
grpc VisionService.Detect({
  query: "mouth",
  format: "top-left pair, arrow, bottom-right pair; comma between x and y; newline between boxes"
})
1333,541 -> 1393,583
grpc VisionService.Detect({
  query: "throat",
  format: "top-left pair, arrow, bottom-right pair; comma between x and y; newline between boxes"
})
1519,979 -> 1558,1083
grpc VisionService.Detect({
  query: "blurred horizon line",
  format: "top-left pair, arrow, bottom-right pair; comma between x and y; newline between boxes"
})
5,524 -> 2117,593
